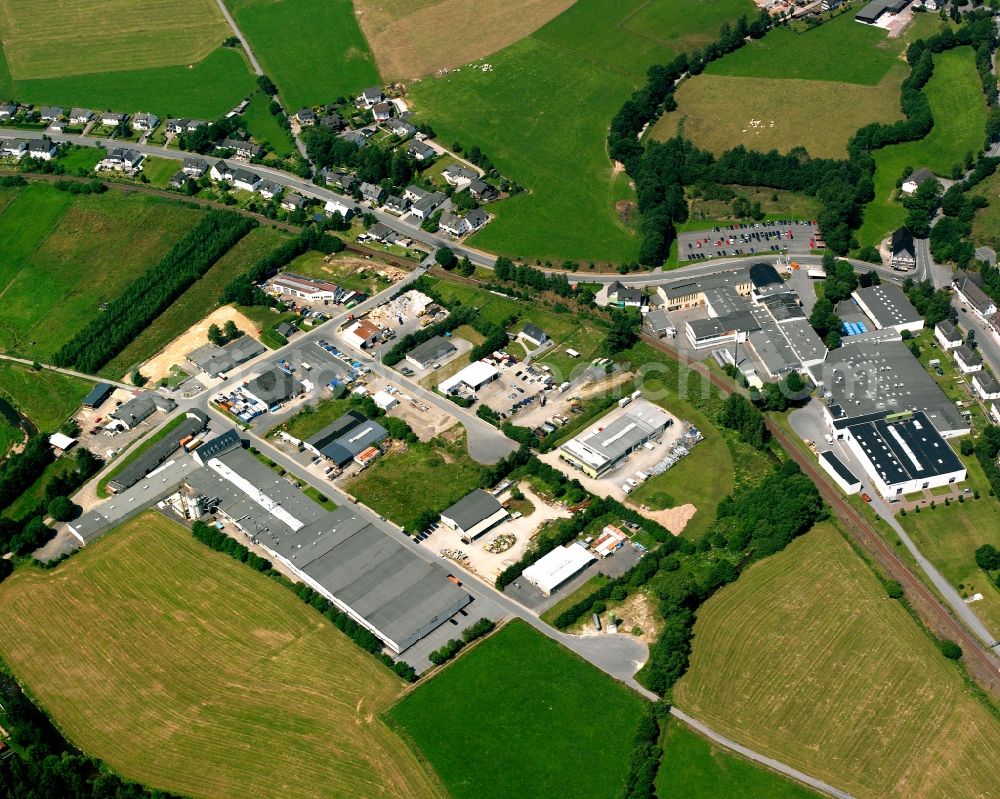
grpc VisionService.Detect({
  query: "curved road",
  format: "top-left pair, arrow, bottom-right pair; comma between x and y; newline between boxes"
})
214,0 -> 263,75
0,353 -> 134,391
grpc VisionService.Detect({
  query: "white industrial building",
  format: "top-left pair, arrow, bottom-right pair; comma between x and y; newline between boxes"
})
851,284 -> 924,335
439,490 -> 508,544
438,360 -> 499,396
522,543 -> 595,596
559,400 -> 672,477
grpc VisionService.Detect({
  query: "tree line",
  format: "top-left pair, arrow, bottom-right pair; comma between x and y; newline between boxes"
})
618,702 -> 670,799
427,618 -> 496,666
54,211 -> 255,373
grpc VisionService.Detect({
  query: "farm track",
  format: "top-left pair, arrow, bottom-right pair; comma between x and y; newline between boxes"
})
640,332 -> 1000,698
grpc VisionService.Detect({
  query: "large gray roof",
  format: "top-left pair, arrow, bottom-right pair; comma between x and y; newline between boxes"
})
407,335 -> 457,367
306,411 -> 388,466
108,412 -> 206,492
852,284 -> 922,330
441,490 -> 504,532
245,368 -> 302,406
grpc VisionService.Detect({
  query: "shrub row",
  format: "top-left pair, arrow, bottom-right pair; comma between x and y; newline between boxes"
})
427,617 -> 496,666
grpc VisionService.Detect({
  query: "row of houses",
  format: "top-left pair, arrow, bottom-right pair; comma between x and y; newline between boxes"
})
0,137 -> 56,160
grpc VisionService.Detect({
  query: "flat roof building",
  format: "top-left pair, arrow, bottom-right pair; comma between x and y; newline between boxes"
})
851,284 -> 923,334
271,273 -> 338,301
522,543 -> 595,596
304,411 -> 388,466
818,451 -> 862,495
244,368 -> 303,408
107,410 -> 207,494
406,335 -> 457,370
560,400 -> 672,477
187,335 -> 265,378
438,361 -> 499,396
439,490 -> 508,543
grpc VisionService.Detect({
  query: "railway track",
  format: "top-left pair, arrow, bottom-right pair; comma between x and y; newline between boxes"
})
640,333 -> 1000,697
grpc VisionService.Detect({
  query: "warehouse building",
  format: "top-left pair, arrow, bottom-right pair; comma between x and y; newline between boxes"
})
438,361 -> 500,396
243,368 -> 303,408
184,445 -> 470,653
406,335 -> 457,370
110,392 -> 177,429
522,542 -> 595,596
818,451 -> 862,495
187,335 -> 265,378
439,490 -> 508,544
831,410 -> 966,497
851,284 -> 923,335
82,382 -> 115,408
304,411 -> 388,466
270,273 -> 339,302
107,410 -> 207,494
559,400 -> 672,477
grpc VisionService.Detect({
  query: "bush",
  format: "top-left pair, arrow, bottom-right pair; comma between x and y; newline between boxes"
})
46,496 -> 77,522
884,579 -> 904,599
938,639 -> 963,660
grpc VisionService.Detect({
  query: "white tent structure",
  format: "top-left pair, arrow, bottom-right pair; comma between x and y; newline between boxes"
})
522,543 -> 595,595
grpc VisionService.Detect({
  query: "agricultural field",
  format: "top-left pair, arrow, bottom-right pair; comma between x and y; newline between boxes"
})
388,619 -> 645,799
857,47 -> 987,245
355,0 -> 574,80
0,362 -> 92,432
0,512 -> 443,799
657,722 -> 819,799
0,0 -> 253,119
427,279 -> 520,323
652,12 -> 942,159
673,521 -> 1000,799
225,0 -> 380,109
0,183 -> 203,362
346,428 -> 485,530
900,455 -> 1000,635
100,226 -> 292,379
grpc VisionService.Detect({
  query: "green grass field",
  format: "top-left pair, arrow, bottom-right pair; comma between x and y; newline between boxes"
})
673,521 -> 1000,799
706,11 -> 901,84
287,251 -> 395,295
900,454 -> 1000,635
969,162 -> 1000,250
857,47 -> 987,245
346,430 -> 485,530
100,226 -> 292,379
388,619 -> 646,799
0,183 -> 202,363
142,156 -> 182,188
0,512 -> 443,799
1,454 -> 78,521
278,395 -> 355,441
226,0 -> 380,109
0,414 -> 21,459
658,722 -> 819,798
0,362 -> 92,432
241,91 -> 298,157
688,186 -> 821,225
56,145 -> 105,174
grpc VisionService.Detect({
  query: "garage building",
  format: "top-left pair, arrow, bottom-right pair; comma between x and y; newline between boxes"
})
438,360 -> 500,395
406,335 -> 458,370
440,489 -> 508,543
304,411 -> 388,466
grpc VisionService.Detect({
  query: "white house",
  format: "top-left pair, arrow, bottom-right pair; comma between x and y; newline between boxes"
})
97,147 -> 144,172
132,112 -> 159,131
258,180 -> 283,200
101,111 -> 128,127
69,108 -> 93,125
231,168 -> 262,192
324,198 -> 355,219
0,139 -> 27,159
464,208 -> 489,231
439,211 -> 469,236
933,320 -> 962,350
209,160 -> 231,181
27,139 -> 56,160
971,371 -> 1000,401
901,168 -> 935,196
519,323 -> 549,349
953,345 -> 983,374
357,86 -> 384,108
442,163 -> 478,188
372,102 -> 392,121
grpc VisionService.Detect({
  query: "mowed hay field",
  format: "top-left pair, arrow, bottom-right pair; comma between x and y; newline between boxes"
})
0,512 -> 444,799
0,0 -> 228,79
388,620 -> 646,799
0,183 -> 202,362
409,0 -> 755,263
355,0 -> 574,80
100,226 -> 293,380
857,47 -> 988,245
673,522 -> 1000,799
225,0 -> 380,109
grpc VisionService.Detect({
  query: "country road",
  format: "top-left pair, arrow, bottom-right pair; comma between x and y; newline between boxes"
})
0,353 -> 133,391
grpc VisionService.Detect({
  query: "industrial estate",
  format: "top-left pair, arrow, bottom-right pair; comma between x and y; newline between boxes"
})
1,1 -> 1000,799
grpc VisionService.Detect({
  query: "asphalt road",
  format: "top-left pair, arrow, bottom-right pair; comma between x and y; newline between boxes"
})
214,0 -> 263,75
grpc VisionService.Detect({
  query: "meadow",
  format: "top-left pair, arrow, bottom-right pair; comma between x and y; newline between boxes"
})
226,0 -> 380,109
100,226 -> 292,379
673,521 -> 1000,799
657,722 -> 819,798
0,362 -> 92,432
857,47 -> 987,245
970,167 -> 1000,250
0,0 -> 227,79
388,619 -> 645,799
355,0 -> 574,80
0,183 -> 202,362
241,91 -> 298,157
346,429 -> 485,530
0,512 -> 443,799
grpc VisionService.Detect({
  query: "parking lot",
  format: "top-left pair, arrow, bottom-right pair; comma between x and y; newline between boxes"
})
72,389 -> 169,463
678,220 -> 818,261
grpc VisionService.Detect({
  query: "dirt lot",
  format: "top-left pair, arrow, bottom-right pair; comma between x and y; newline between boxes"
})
632,503 -> 697,536
422,482 -> 570,584
364,375 -> 458,441
513,371 -> 634,429
356,0 -> 574,80
569,590 -> 662,647
138,306 -> 261,383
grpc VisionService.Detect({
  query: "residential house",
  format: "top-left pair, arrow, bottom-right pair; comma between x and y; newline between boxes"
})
221,138 -> 262,160
98,147 -> 144,172
340,129 -> 369,148
132,112 -> 159,131
168,171 -> 188,189
360,182 -> 387,204
231,168 -> 262,192
364,222 -> 394,244
325,198 -> 355,219
101,111 -> 128,127
258,180 -> 283,200
403,184 -> 429,203
210,160 -> 231,181
372,101 -> 392,121
607,281 -> 646,309
0,103 -> 17,120
972,371 -> 1000,401
319,114 -> 344,130
407,140 -> 436,161
182,156 -> 208,176
295,108 -> 316,126
442,163 -> 477,188
69,108 -> 92,124
410,191 -> 445,220
385,118 -> 415,138
901,167 -> 935,195
322,169 -> 356,192
439,212 -> 469,236
165,117 -> 188,134
820,0 -> 843,9
890,227 -> 916,271
468,178 -> 497,202
384,195 -> 410,215
464,207 -> 489,232
0,138 -> 27,159
49,120 -> 68,133
281,193 -> 308,212
38,106 -> 64,121
519,323 -> 549,348
953,344 -> 983,374
953,270 -> 998,320
357,86 -> 384,108
934,320 -> 962,350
